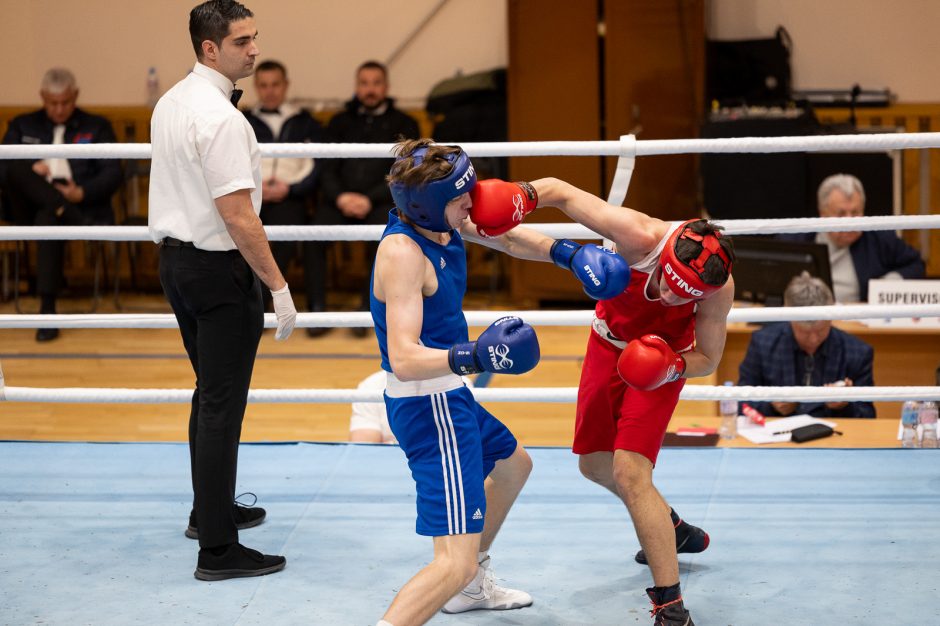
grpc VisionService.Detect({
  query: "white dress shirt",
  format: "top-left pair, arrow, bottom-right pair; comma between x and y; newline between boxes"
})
817,232 -> 861,303
44,124 -> 73,181
148,62 -> 261,251
251,102 -> 314,185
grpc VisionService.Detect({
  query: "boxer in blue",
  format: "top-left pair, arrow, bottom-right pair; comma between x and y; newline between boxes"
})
371,139 -> 631,625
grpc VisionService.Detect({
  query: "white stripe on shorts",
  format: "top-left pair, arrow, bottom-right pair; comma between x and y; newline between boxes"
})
431,393 -> 454,534
439,392 -> 466,533
431,391 -> 466,534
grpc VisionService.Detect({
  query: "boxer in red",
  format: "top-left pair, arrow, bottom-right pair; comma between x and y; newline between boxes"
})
470,177 -> 736,626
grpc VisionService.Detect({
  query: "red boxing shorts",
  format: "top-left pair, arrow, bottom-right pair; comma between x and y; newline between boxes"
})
573,331 -> 685,465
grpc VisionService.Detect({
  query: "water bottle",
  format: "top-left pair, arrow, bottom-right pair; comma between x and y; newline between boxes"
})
901,401 -> 920,449
718,381 -> 737,440
146,67 -> 160,108
918,401 -> 938,449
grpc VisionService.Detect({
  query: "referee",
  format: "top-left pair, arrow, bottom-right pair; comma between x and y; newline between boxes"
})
148,0 -> 296,581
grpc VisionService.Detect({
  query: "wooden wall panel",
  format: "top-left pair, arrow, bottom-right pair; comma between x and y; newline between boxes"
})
604,0 -> 704,220
506,0 -> 603,303
507,0 -> 602,193
506,0 -> 704,303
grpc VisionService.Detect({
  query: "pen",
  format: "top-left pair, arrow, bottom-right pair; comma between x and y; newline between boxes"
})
775,429 -> 843,436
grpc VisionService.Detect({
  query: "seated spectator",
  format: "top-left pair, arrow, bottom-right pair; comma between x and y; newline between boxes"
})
349,370 -> 472,443
0,68 -> 122,341
738,271 -> 876,418
782,173 -> 924,302
304,60 -> 419,338
242,60 -> 324,310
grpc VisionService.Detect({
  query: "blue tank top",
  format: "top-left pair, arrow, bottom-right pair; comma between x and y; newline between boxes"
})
371,210 -> 469,372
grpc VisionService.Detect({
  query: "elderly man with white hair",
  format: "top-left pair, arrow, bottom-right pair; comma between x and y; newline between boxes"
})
782,173 -> 925,303
0,67 -> 122,341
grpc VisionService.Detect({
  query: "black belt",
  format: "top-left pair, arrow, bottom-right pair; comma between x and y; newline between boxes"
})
161,237 -> 195,248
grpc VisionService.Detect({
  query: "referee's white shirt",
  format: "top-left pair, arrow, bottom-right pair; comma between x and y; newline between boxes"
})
148,62 -> 261,251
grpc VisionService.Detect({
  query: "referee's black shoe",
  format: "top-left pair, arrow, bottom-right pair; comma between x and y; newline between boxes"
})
194,543 -> 285,581
36,327 -> 60,342
185,495 -> 266,540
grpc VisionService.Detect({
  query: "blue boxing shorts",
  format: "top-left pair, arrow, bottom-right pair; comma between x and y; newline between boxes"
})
385,372 -> 518,537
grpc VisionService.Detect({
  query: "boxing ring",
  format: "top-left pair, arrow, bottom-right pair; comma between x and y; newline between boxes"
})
2,135 -> 940,625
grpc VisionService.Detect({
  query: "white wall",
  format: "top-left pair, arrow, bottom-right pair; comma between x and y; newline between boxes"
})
1,0 -> 937,108
707,0 -> 940,102
0,0 -> 507,108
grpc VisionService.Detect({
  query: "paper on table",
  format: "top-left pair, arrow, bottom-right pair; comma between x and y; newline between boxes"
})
737,415 -> 837,445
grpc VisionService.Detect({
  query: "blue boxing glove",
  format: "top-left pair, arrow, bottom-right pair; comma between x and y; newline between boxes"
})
550,239 -> 631,300
448,316 -> 540,376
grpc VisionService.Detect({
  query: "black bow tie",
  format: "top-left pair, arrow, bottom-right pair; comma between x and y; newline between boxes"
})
230,89 -> 243,107
259,107 -> 280,114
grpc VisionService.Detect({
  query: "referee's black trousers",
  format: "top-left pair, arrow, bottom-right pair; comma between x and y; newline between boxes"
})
159,244 -> 263,549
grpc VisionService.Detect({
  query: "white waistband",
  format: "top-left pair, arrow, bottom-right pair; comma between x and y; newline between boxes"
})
592,316 -> 627,350
592,315 -> 694,354
384,370 -> 465,398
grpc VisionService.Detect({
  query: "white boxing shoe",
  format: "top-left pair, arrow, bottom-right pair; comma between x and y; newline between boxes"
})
442,556 -> 533,614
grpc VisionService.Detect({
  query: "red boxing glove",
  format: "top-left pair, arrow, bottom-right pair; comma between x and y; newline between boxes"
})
617,334 -> 686,390
469,179 -> 538,238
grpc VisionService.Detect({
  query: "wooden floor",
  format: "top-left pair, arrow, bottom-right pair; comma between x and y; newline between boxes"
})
1,291 -> 912,448
0,292 -> 619,445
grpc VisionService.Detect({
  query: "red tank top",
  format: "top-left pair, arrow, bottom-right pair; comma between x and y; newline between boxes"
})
595,223 -> 696,352
595,270 -> 696,351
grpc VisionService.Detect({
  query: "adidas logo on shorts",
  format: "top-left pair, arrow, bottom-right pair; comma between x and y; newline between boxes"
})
472,508 -> 483,520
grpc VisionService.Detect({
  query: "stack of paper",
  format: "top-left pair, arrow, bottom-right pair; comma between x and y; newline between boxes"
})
737,415 -> 837,445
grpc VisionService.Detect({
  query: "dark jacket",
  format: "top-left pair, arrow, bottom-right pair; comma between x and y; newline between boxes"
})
1,107 -> 122,217
738,322 -> 876,418
781,231 -> 925,301
319,97 -> 419,212
243,107 -> 324,199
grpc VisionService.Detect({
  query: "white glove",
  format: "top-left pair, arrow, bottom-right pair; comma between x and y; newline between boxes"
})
271,283 -> 297,341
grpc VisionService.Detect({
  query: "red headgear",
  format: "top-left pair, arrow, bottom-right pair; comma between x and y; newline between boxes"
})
659,219 -> 733,300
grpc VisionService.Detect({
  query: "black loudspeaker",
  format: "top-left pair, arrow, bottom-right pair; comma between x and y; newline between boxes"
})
701,116 -> 897,220
807,152 -> 895,217
707,26 -> 792,107
700,113 -> 819,220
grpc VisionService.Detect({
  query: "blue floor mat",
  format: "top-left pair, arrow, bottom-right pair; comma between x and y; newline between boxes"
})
0,442 -> 937,625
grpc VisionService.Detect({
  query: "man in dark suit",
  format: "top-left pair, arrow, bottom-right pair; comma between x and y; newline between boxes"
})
782,173 -> 924,302
738,271 -> 875,418
0,68 -> 122,341
303,60 -> 419,337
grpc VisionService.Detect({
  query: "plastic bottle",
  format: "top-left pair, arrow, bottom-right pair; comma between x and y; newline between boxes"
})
901,401 -> 920,449
718,381 -> 737,440
918,401 -> 938,449
146,67 -> 160,108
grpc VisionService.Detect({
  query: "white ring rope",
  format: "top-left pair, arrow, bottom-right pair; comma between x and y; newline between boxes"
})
3,134 -> 938,411
0,224 -> 593,242
3,131 -> 940,160
2,304 -> 940,329
4,214 -> 940,243
2,385 -> 939,404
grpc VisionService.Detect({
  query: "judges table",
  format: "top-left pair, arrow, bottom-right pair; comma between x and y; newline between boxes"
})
668,415 -> 900,448
712,319 -> 940,421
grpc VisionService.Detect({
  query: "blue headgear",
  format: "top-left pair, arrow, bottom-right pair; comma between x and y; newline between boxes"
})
389,146 -> 476,232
